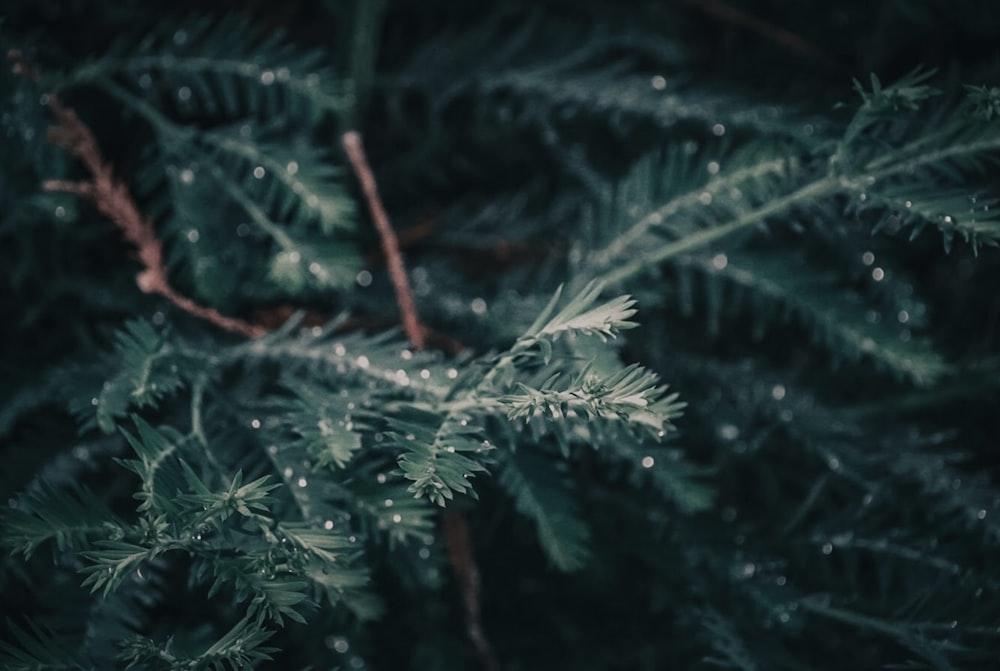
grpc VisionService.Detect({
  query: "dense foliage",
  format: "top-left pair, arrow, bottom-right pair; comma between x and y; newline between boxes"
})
2,1 -> 1000,669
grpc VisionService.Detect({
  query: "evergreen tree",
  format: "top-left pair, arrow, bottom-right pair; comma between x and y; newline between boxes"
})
2,1 -> 1000,669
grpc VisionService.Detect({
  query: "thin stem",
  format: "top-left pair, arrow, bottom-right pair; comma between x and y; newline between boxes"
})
342,131 -> 425,349
442,513 -> 501,671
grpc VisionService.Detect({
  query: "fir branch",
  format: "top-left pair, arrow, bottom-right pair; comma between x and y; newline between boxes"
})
65,15 -> 346,122
495,450 -> 591,571
3,480 -> 123,559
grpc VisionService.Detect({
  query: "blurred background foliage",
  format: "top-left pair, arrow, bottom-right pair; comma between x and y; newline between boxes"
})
2,0 -> 1000,669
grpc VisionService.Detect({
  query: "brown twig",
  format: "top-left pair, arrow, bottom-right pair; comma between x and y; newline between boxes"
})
341,131 -> 426,349
442,513 -> 501,671
680,0 -> 843,73
342,129 -> 499,671
26,82 -> 265,338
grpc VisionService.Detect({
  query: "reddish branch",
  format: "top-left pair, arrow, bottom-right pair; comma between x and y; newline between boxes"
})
680,0 -> 842,72
30,87 -> 265,338
442,513 -> 501,671
341,131 -> 426,349
342,130 -> 498,671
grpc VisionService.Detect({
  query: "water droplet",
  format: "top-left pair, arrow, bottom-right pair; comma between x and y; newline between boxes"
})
186,229 -> 200,243
771,384 -> 786,400
283,467 -> 293,478
776,575 -> 787,586
384,499 -> 394,507
861,251 -> 875,266
260,70 -> 275,85
778,612 -> 790,623
253,166 -> 265,179
177,86 -> 191,102
420,369 -> 431,379
267,445 -> 278,456
871,267 -> 885,281
949,620 -> 958,629
719,424 -> 739,440
741,563 -> 756,577
250,418 -> 261,429
334,343 -> 347,356
712,123 -> 726,136
297,476 -> 308,488
650,75 -> 667,90
324,519 -> 334,530
699,191 -> 713,205
376,473 -> 387,484
641,456 -> 655,468
356,270 -> 373,287
827,456 -> 840,470
821,543 -> 833,555
707,161 -> 720,175
419,547 -> 431,559
943,215 -> 953,224
978,509 -> 987,520
90,397 -> 100,406
858,193 -> 867,202
392,513 -> 402,523
471,298 -> 487,315
447,368 -> 458,379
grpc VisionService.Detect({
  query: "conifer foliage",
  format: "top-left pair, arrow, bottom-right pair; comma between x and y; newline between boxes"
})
2,1 -> 1000,669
